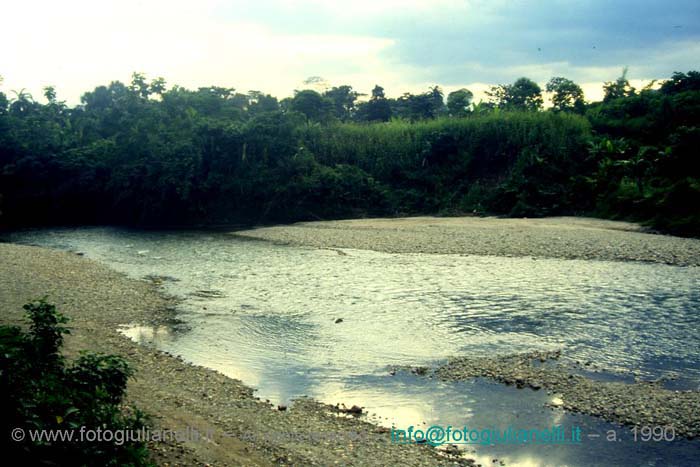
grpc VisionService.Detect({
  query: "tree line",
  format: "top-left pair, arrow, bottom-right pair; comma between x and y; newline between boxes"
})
0,70 -> 698,235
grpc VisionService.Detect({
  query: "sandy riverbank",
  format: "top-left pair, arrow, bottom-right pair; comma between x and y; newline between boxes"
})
234,216 -> 700,266
0,243 -> 473,466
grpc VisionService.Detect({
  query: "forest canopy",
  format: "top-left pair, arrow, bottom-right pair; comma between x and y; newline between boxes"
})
1,71 -> 699,236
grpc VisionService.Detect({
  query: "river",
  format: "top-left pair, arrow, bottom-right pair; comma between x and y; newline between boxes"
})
6,227 -> 700,466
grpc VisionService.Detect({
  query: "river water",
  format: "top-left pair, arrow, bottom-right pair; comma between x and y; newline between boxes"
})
6,227 -> 700,466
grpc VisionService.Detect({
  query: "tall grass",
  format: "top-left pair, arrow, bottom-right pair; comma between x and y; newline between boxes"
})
299,112 -> 592,215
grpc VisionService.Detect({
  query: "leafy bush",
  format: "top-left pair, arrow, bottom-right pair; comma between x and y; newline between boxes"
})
1,299 -> 151,466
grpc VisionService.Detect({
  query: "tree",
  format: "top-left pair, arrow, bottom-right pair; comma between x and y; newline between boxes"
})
42,85 -> 57,104
149,77 -> 167,97
323,85 -> 359,122
394,92 -> 429,120
80,85 -> 111,111
428,86 -> 446,117
2,70 -> 699,235
364,85 -> 392,122
507,77 -> 543,110
546,77 -> 585,113
391,87 -> 445,120
603,68 -> 635,102
290,89 -> 333,123
488,77 -> 543,111
0,75 -> 6,116
0,91 -> 7,116
248,90 -> 279,115
660,71 -> 700,95
129,72 -> 150,99
447,88 -> 474,117
9,89 -> 35,115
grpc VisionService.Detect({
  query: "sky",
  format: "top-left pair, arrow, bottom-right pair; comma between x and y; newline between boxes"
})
1,0 -> 698,105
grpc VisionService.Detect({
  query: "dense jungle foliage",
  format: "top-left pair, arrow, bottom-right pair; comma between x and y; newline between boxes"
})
0,71 -> 698,235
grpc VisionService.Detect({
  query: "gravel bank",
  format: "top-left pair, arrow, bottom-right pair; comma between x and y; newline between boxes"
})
0,243 -> 475,467
399,351 -> 700,439
234,216 -> 700,266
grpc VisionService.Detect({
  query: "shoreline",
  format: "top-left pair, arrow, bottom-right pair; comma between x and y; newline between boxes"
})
399,351 -> 700,439
235,215 -> 700,438
0,243 -> 472,466
234,216 -> 700,266
3,217 -> 699,464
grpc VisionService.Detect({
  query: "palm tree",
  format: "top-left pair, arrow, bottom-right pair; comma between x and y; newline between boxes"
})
10,88 -> 34,115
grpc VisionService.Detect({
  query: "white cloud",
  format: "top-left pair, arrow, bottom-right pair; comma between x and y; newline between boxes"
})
0,0 -> 696,104
0,0 -> 395,103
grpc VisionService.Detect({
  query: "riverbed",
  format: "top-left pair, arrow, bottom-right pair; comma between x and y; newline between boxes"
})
4,219 -> 700,466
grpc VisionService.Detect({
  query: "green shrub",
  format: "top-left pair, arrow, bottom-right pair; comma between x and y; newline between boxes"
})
1,299 -> 151,466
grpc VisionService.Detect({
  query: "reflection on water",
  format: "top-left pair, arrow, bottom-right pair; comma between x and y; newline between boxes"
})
121,325 -> 175,345
7,227 -> 700,466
